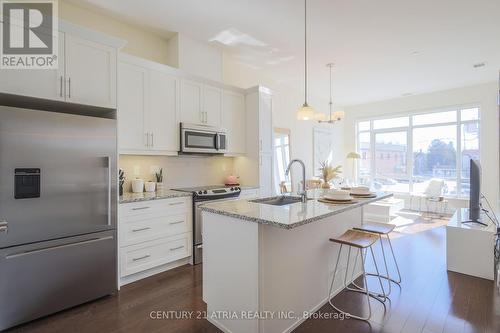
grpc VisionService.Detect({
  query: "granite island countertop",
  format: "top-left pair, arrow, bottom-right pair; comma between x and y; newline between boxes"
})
119,190 -> 191,204
200,190 -> 393,229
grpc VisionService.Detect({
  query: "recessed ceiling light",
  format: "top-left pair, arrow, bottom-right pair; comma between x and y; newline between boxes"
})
411,51 -> 420,56
473,62 -> 486,68
402,93 -> 413,97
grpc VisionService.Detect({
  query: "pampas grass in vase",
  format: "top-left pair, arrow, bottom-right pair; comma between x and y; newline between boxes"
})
319,161 -> 342,189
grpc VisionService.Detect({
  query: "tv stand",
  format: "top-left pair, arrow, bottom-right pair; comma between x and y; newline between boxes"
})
462,220 -> 489,227
447,208 -> 496,280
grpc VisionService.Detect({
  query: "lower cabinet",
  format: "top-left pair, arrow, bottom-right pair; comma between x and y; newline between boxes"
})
119,196 -> 192,284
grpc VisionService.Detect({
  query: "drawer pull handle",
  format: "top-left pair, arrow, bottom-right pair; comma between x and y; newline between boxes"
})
132,207 -> 150,211
169,202 -> 183,206
132,227 -> 151,232
132,254 -> 151,262
169,221 -> 184,225
170,245 -> 184,251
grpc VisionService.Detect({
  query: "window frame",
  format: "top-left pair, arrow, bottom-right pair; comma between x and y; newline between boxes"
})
355,105 -> 480,197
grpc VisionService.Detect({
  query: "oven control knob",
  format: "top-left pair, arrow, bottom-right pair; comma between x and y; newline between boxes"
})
198,191 -> 203,195
230,187 -> 234,191
203,190 -> 208,194
236,187 -> 240,191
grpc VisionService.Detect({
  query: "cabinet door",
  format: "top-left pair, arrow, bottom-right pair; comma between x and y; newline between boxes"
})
180,79 -> 203,124
259,93 -> 273,154
147,71 -> 179,153
223,91 -> 246,154
203,85 -> 223,127
0,32 -> 65,100
118,62 -> 147,152
259,153 -> 273,197
65,35 -> 117,108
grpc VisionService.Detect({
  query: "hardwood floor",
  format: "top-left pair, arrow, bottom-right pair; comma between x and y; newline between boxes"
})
8,216 -> 500,333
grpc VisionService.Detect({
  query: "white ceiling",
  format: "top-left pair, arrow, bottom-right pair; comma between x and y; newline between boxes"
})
77,0 -> 500,106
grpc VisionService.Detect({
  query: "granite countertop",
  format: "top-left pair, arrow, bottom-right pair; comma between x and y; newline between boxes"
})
199,190 -> 393,229
119,190 -> 191,204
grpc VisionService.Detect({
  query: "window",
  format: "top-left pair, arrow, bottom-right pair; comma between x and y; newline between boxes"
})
356,107 -> 480,197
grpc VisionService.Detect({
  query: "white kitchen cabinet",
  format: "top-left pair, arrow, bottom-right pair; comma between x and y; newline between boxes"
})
180,80 -> 223,127
259,154 -> 273,197
65,35 -> 117,108
180,79 -> 204,124
223,91 -> 246,154
0,33 -> 65,101
259,93 -> 273,155
117,62 -> 147,151
0,24 -> 122,109
119,196 -> 193,285
147,71 -> 179,152
234,86 -> 274,195
118,55 -> 179,155
203,85 -> 223,127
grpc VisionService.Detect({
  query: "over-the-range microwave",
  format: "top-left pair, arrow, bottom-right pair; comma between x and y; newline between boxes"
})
180,123 -> 228,154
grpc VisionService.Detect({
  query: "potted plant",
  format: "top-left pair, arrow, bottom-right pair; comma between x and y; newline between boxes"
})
319,161 -> 342,189
155,168 -> 164,192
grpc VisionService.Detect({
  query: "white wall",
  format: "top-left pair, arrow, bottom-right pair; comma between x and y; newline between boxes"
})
223,54 -> 345,187
167,33 -> 223,82
343,81 -> 499,209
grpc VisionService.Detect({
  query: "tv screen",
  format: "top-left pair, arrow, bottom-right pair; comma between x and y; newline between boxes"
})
469,159 -> 481,221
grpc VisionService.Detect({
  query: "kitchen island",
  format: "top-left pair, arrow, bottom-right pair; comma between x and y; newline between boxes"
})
200,190 -> 392,333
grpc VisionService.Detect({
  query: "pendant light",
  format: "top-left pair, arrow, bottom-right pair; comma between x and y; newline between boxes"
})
296,0 -> 315,120
318,63 -> 345,124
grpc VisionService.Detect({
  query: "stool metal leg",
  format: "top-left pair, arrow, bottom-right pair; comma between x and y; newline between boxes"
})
386,234 -> 402,284
348,245 -> 390,300
328,246 -> 372,321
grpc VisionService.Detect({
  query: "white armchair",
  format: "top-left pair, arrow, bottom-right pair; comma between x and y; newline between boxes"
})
409,178 -> 445,212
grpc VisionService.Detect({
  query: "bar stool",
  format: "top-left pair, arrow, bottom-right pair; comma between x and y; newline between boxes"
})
353,222 -> 401,291
327,229 -> 387,321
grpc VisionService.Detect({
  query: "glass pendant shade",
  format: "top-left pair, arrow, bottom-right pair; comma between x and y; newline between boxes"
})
296,104 -> 315,120
314,112 -> 328,121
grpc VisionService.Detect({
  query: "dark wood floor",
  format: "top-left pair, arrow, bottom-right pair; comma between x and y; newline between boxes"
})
8,220 -> 500,333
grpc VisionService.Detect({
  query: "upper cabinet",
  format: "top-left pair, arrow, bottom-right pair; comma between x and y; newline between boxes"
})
0,33 -> 66,101
180,80 -> 222,127
179,79 -> 203,124
0,22 -> 125,109
223,91 -> 246,155
203,85 -> 223,127
118,55 -> 179,156
64,35 -> 117,108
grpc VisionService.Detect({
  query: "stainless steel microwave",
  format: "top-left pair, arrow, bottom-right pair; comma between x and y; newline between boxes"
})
180,123 -> 228,154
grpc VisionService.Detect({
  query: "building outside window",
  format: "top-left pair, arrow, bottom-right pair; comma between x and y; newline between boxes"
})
356,107 -> 479,197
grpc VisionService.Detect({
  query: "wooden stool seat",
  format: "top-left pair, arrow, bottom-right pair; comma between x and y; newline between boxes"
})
330,230 -> 379,249
354,222 -> 395,235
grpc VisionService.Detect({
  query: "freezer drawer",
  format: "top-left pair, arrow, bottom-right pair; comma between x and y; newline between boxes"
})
0,230 -> 117,331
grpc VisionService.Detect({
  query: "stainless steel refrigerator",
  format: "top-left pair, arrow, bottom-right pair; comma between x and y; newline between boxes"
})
0,104 -> 117,330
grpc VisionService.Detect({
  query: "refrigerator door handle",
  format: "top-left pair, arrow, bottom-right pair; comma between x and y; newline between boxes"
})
5,236 -> 114,259
105,156 -> 111,226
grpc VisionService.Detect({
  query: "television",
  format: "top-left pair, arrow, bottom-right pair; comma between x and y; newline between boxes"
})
464,159 -> 487,226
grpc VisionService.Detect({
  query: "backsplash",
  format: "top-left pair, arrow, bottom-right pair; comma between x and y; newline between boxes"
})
119,155 -> 235,192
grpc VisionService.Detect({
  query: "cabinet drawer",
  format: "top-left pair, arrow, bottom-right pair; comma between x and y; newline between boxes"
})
120,197 -> 190,218
120,213 -> 190,247
120,233 -> 191,277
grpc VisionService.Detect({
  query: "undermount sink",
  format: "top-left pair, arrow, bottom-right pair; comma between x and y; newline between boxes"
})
250,196 -> 307,206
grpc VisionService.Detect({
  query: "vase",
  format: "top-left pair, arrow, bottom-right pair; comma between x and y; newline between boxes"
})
321,182 -> 331,189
